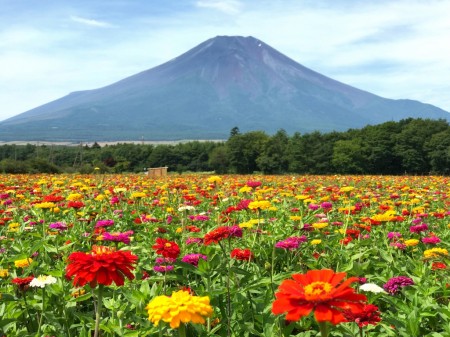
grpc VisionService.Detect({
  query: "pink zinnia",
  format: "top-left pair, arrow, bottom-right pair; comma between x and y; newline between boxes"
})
275,236 -> 307,250
422,236 -> 441,244
383,276 -> 414,294
95,219 -> 114,228
102,231 -> 133,244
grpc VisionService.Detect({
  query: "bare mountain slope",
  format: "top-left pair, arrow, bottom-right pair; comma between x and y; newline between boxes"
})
1,35 -> 448,141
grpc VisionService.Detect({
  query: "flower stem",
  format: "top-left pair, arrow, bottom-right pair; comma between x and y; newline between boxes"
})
318,321 -> 330,337
35,288 -> 45,337
178,323 -> 187,337
94,285 -> 104,337
359,326 -> 364,337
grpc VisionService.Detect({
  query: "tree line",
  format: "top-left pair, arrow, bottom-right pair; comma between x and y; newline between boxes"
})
0,118 -> 449,175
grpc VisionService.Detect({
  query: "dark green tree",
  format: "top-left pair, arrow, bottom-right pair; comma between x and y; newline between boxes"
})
227,131 -> 269,174
393,119 -> 449,174
331,138 -> 368,174
425,128 -> 450,174
256,129 -> 290,174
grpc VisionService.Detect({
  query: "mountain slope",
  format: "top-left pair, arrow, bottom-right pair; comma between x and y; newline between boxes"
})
1,35 -> 449,141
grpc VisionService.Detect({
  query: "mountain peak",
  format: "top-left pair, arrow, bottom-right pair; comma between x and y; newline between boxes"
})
0,36 -> 448,142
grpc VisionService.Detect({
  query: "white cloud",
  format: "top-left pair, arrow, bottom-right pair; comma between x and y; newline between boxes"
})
196,0 -> 242,15
70,15 -> 114,28
1,0 -> 450,122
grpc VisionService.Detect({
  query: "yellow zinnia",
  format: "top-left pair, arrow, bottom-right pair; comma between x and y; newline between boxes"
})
404,239 -> 419,247
66,193 -> 83,201
424,248 -> 449,258
248,200 -> 272,210
310,239 -> 322,245
131,192 -> 146,199
34,202 -> 56,209
0,269 -> 9,278
145,290 -> 213,329
207,176 -> 222,184
14,258 -> 33,268
312,222 -> 328,230
239,186 -> 252,193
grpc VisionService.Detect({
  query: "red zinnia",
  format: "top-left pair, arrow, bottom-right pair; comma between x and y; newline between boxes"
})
272,269 -> 367,325
12,276 -> 34,291
203,226 -> 242,245
343,304 -> 381,327
152,238 -> 180,259
432,262 -> 447,270
65,245 -> 138,287
204,227 -> 230,245
67,201 -> 85,209
231,248 -> 254,261
43,195 -> 65,202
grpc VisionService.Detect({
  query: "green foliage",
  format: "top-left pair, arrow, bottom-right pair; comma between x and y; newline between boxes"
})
0,118 -> 449,175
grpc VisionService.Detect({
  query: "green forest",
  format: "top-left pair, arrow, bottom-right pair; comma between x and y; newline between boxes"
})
1,118 -> 449,175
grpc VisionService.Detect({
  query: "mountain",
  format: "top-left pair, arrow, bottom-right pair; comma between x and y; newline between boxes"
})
1,35 -> 449,141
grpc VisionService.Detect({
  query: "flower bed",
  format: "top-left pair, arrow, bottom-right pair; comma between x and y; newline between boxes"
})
0,174 -> 449,336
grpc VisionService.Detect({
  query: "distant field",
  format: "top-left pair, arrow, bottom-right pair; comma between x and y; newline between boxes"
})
0,139 -> 225,146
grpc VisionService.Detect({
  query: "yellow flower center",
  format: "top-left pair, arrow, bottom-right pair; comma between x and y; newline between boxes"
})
165,243 -> 172,248
304,281 -> 333,301
92,245 -> 115,255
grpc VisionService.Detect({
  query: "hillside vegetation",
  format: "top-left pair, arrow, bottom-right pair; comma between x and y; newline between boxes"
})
0,118 -> 449,175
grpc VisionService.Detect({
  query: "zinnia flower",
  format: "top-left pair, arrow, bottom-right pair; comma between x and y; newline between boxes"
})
422,236 -> 441,245
49,222 -> 68,231
248,200 -> 272,210
383,276 -> 414,295
404,239 -> 419,247
432,262 -> 446,270
12,276 -> 34,291
230,248 -> 254,261
29,275 -> 57,288
246,180 -> 262,188
272,269 -> 367,325
0,269 -> 8,278
203,226 -> 242,246
101,231 -> 133,244
67,201 -> 84,209
153,257 -> 176,273
34,202 -> 56,209
343,304 -> 381,327
409,223 -> 429,234
65,245 -> 138,287
424,247 -> 448,258
152,238 -> 180,259
275,236 -> 307,250
387,232 -> 402,240
359,283 -> 386,294
145,290 -> 213,328
182,253 -> 208,267
95,219 -> 114,228
14,258 -> 33,268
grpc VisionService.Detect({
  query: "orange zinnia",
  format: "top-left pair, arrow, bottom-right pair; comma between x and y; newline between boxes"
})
272,269 -> 367,325
65,246 -> 138,288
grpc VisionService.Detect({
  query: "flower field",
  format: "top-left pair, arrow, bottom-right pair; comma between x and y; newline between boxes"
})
0,173 -> 449,337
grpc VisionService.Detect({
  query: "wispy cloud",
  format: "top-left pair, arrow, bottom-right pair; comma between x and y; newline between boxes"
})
1,0 -> 450,122
196,0 -> 242,15
70,15 -> 114,28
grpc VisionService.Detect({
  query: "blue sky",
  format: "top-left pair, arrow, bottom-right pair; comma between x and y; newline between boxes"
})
1,0 -> 450,121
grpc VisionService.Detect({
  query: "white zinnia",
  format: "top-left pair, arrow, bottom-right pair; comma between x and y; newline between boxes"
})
359,283 -> 386,294
29,275 -> 57,288
178,205 -> 195,212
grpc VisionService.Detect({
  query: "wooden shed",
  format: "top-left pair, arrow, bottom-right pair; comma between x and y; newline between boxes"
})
146,167 -> 168,178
